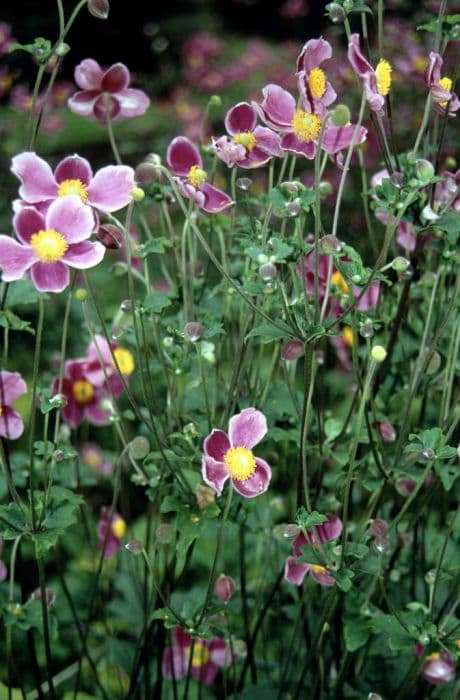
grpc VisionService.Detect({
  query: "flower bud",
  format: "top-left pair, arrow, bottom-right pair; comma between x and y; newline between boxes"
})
415,159 -> 435,182
131,186 -> 145,203
49,393 -> 68,408
196,484 -> 216,510
55,42 -> 70,56
156,523 -> 174,545
444,156 -> 457,170
128,437 -> 150,460
120,299 -> 133,313
390,172 -> 404,188
214,574 -> 236,603
331,104 -> 351,127
318,180 -> 333,197
209,94 -> 222,108
371,345 -> 387,363
53,449 -> 65,462
32,588 -> 56,607
425,569 -> 436,585
368,694 -> 383,700
280,181 -> 300,195
285,201 -> 301,217
184,322 -> 204,342
236,177 -> 252,192
96,224 -> 123,249
370,519 -> 389,537
74,288 -> 87,302
259,262 -> 277,280
392,256 -> 411,272
422,447 -> 435,460
379,421 -> 396,442
320,234 -> 343,253
360,320 -> 374,339
125,540 -> 143,554
395,476 -> 416,496
373,536 -> 390,553
421,205 -> 439,223
87,0 -> 110,19
135,161 -> 157,185
281,340 -> 305,361
328,2 -> 346,22
273,523 -> 301,540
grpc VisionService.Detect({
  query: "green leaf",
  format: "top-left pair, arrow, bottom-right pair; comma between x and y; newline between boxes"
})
0,310 -> 35,334
246,321 -> 294,344
268,237 -> 293,261
436,446 -> 458,460
299,189 -> 316,210
33,487 -> 84,558
434,461 -> 459,491
295,507 -> 327,530
269,187 -> 288,209
5,280 -> 41,307
135,237 -> 172,257
437,211 -> 460,246
160,495 -> 186,513
344,618 -> 371,652
344,542 -> 369,560
143,293 -> 172,314
0,502 -> 29,539
324,418 -> 342,442
333,568 -> 355,592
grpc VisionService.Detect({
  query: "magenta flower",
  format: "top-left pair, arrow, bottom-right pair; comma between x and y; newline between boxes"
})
0,197 -> 104,293
68,59 -> 150,124
162,627 -> 232,685
348,34 -> 392,115
0,371 -> 27,440
254,84 -> 367,159
213,102 -> 282,169
0,537 -> 7,583
97,508 -> 126,559
167,137 -> 233,213
12,152 -> 135,214
284,514 -> 342,587
79,442 -> 113,474
202,407 -> 271,498
425,52 -> 460,116
296,37 -> 337,117
419,650 -> 456,686
84,334 -> 134,390
0,22 -> 15,56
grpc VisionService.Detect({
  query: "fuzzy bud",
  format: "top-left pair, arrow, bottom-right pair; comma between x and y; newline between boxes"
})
49,393 -> 68,408
131,186 -> 145,203
285,201 -> 301,217
96,224 -> 123,250
125,540 -> 143,554
415,159 -> 435,183
184,322 -> 204,342
392,256 -> 411,272
373,536 -> 390,553
214,574 -> 236,603
87,0 -> 110,19
259,262 -> 277,280
369,519 -> 389,537
128,437 -> 150,460
273,523 -> 301,540
371,345 -> 387,363
209,94 -> 222,108
379,421 -> 396,442
120,299 -> 133,313
135,162 -> 157,185
280,181 -> 300,195
281,340 -> 305,361
74,288 -> 87,302
55,42 -> 70,56
395,476 -> 416,497
236,177 -> 252,192
319,180 -> 333,197
328,3 -> 346,22
320,234 -> 343,253
196,484 -> 216,510
331,104 -> 351,127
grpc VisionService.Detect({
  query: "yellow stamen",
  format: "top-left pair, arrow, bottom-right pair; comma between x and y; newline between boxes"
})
224,446 -> 256,481
72,380 -> 94,404
0,405 -> 3,416
30,228 -> 69,263
57,178 -> 88,202
375,59 -> 392,96
113,347 -> 135,376
308,67 -> 326,99
343,327 -> 354,348
111,517 -> 126,539
425,652 -> 441,661
438,76 -> 453,107
188,165 -> 208,189
291,110 -> 322,143
331,271 -> 349,294
186,641 -> 210,669
309,563 -> 328,576
233,131 -> 257,152
83,449 -> 102,469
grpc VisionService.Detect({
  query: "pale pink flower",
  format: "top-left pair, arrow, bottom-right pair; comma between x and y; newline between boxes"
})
296,37 -> 336,117
348,33 -> 392,115
0,371 -> 27,440
425,52 -> 460,117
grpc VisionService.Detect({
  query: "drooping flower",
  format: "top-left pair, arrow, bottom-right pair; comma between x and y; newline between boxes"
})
97,508 -> 127,559
348,34 -> 392,115
167,137 -> 233,213
162,627 -> 232,685
0,371 -> 27,440
415,646 -> 456,686
12,152 -> 135,214
284,514 -> 342,587
425,52 -> 460,117
213,102 -> 282,169
68,59 -> 150,124
214,574 -> 236,603
253,84 -> 367,159
202,407 -> 271,498
0,197 -> 104,293
296,37 -> 337,116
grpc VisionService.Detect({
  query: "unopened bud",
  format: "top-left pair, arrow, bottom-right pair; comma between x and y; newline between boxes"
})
390,171 -> 404,188
184,322 -> 204,342
32,588 -> 56,607
55,42 -> 70,56
196,484 -> 216,510
280,181 -> 300,195
422,447 -> 435,460
214,574 -> 236,603
74,288 -> 87,301
328,2 -> 346,22
285,201 -> 301,217
49,393 -> 68,408
184,422 -> 198,437
135,162 -> 157,185
273,523 -> 301,540
131,186 -> 145,203
331,104 -> 351,127
373,536 -> 390,553
368,694 -> 383,700
97,224 -> 123,249
209,94 -> 222,108
360,320 -> 374,339
370,519 -> 389,537
318,180 -> 333,197
259,262 -> 277,280
320,235 -> 343,253
415,159 -> 435,182
395,476 -> 416,497
281,340 -> 305,361
379,421 -> 396,442
425,569 -> 436,585
53,449 -> 65,462
125,540 -> 143,554
371,345 -> 387,362
156,523 -> 174,545
236,177 -> 252,192
120,299 -> 133,313
392,256 -> 410,272
444,156 -> 457,170
129,436 -> 150,460
87,0 -> 110,19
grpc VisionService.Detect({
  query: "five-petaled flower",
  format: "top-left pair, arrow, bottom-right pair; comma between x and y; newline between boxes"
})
162,627 -> 232,685
202,407 -> 271,498
348,33 -> 392,115
284,514 -> 342,587
97,508 -> 127,559
296,37 -> 337,117
68,59 -> 150,124
425,52 -> 460,117
0,371 -> 27,440
167,136 -> 233,213
0,196 -> 105,293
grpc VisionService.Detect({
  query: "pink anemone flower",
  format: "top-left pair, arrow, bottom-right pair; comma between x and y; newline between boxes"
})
0,196 -> 104,293
284,514 -> 342,587
12,152 -> 135,214
202,407 -> 271,498
84,334 -> 134,390
425,52 -> 460,117
79,442 -> 113,474
97,508 -> 127,559
253,84 -> 367,159
213,102 -> 282,169
162,627 -> 232,685
348,33 -> 392,115
296,37 -> 337,117
0,371 -> 27,440
415,646 -> 456,686
68,59 -> 150,124
167,137 -> 233,213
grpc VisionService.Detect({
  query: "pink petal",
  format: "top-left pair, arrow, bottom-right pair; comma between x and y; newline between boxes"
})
225,102 -> 257,135
298,37 -> 332,73
281,133 -> 316,159
238,148 -> 272,169
67,90 -> 99,117
309,515 -> 343,545
93,94 -> 121,123
167,137 -> 202,175
213,136 -> 246,168
102,63 -> 130,92
292,532 -> 308,558
87,165 -> 134,212
11,152 -> 57,204
204,429 -> 231,461
113,88 -> 150,120
31,261 -> 69,292
309,566 -> 336,586
202,456 -> 229,496
362,75 -> 385,114
0,407 -> 24,440
191,661 -> 219,685
425,51 -> 442,87
253,126 -> 283,156
0,561 -> 7,582
54,155 -> 92,186
46,196 -> 95,243
284,556 -> 309,585
13,207 -> 45,244
74,59 -> 104,90
322,124 -> 367,154
161,645 -> 187,680
63,240 -> 105,269
229,407 -> 267,449
0,371 -> 27,404
61,398 -> 85,428
200,183 -> 233,213
355,281 -> 380,311
85,396 -> 112,426
98,531 -> 121,559
209,639 -> 232,668
257,84 -> 296,130
0,236 -> 36,281
176,179 -> 206,208
231,457 -> 271,498
348,33 -> 373,78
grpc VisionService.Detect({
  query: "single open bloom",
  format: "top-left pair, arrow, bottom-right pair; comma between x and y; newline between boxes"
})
162,627 -> 232,685
84,334 -> 135,390
348,33 -> 392,115
167,136 -> 233,213
417,649 -> 456,686
284,514 -> 342,587
213,102 -> 282,169
296,37 -> 337,117
68,59 -> 150,124
0,371 -> 27,440
12,152 -> 135,214
97,508 -> 127,559
0,196 -> 104,293
253,84 -> 367,159
202,407 -> 271,498
425,52 -> 460,117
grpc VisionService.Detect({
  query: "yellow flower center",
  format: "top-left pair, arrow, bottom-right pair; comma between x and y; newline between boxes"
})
0,405 -> 3,416
331,271 -> 349,294
308,67 -> 326,99
72,380 -> 94,404
438,76 -> 453,107
188,165 -> 208,189
57,178 -> 88,202
113,347 -> 135,376
309,563 -> 328,576
83,449 -> 102,469
111,516 -> 127,539
224,446 -> 256,481
343,327 -> 354,348
425,652 -> 441,661
186,640 -> 210,669
375,59 -> 392,96
233,131 -> 257,152
291,110 -> 322,143
30,228 -> 69,263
